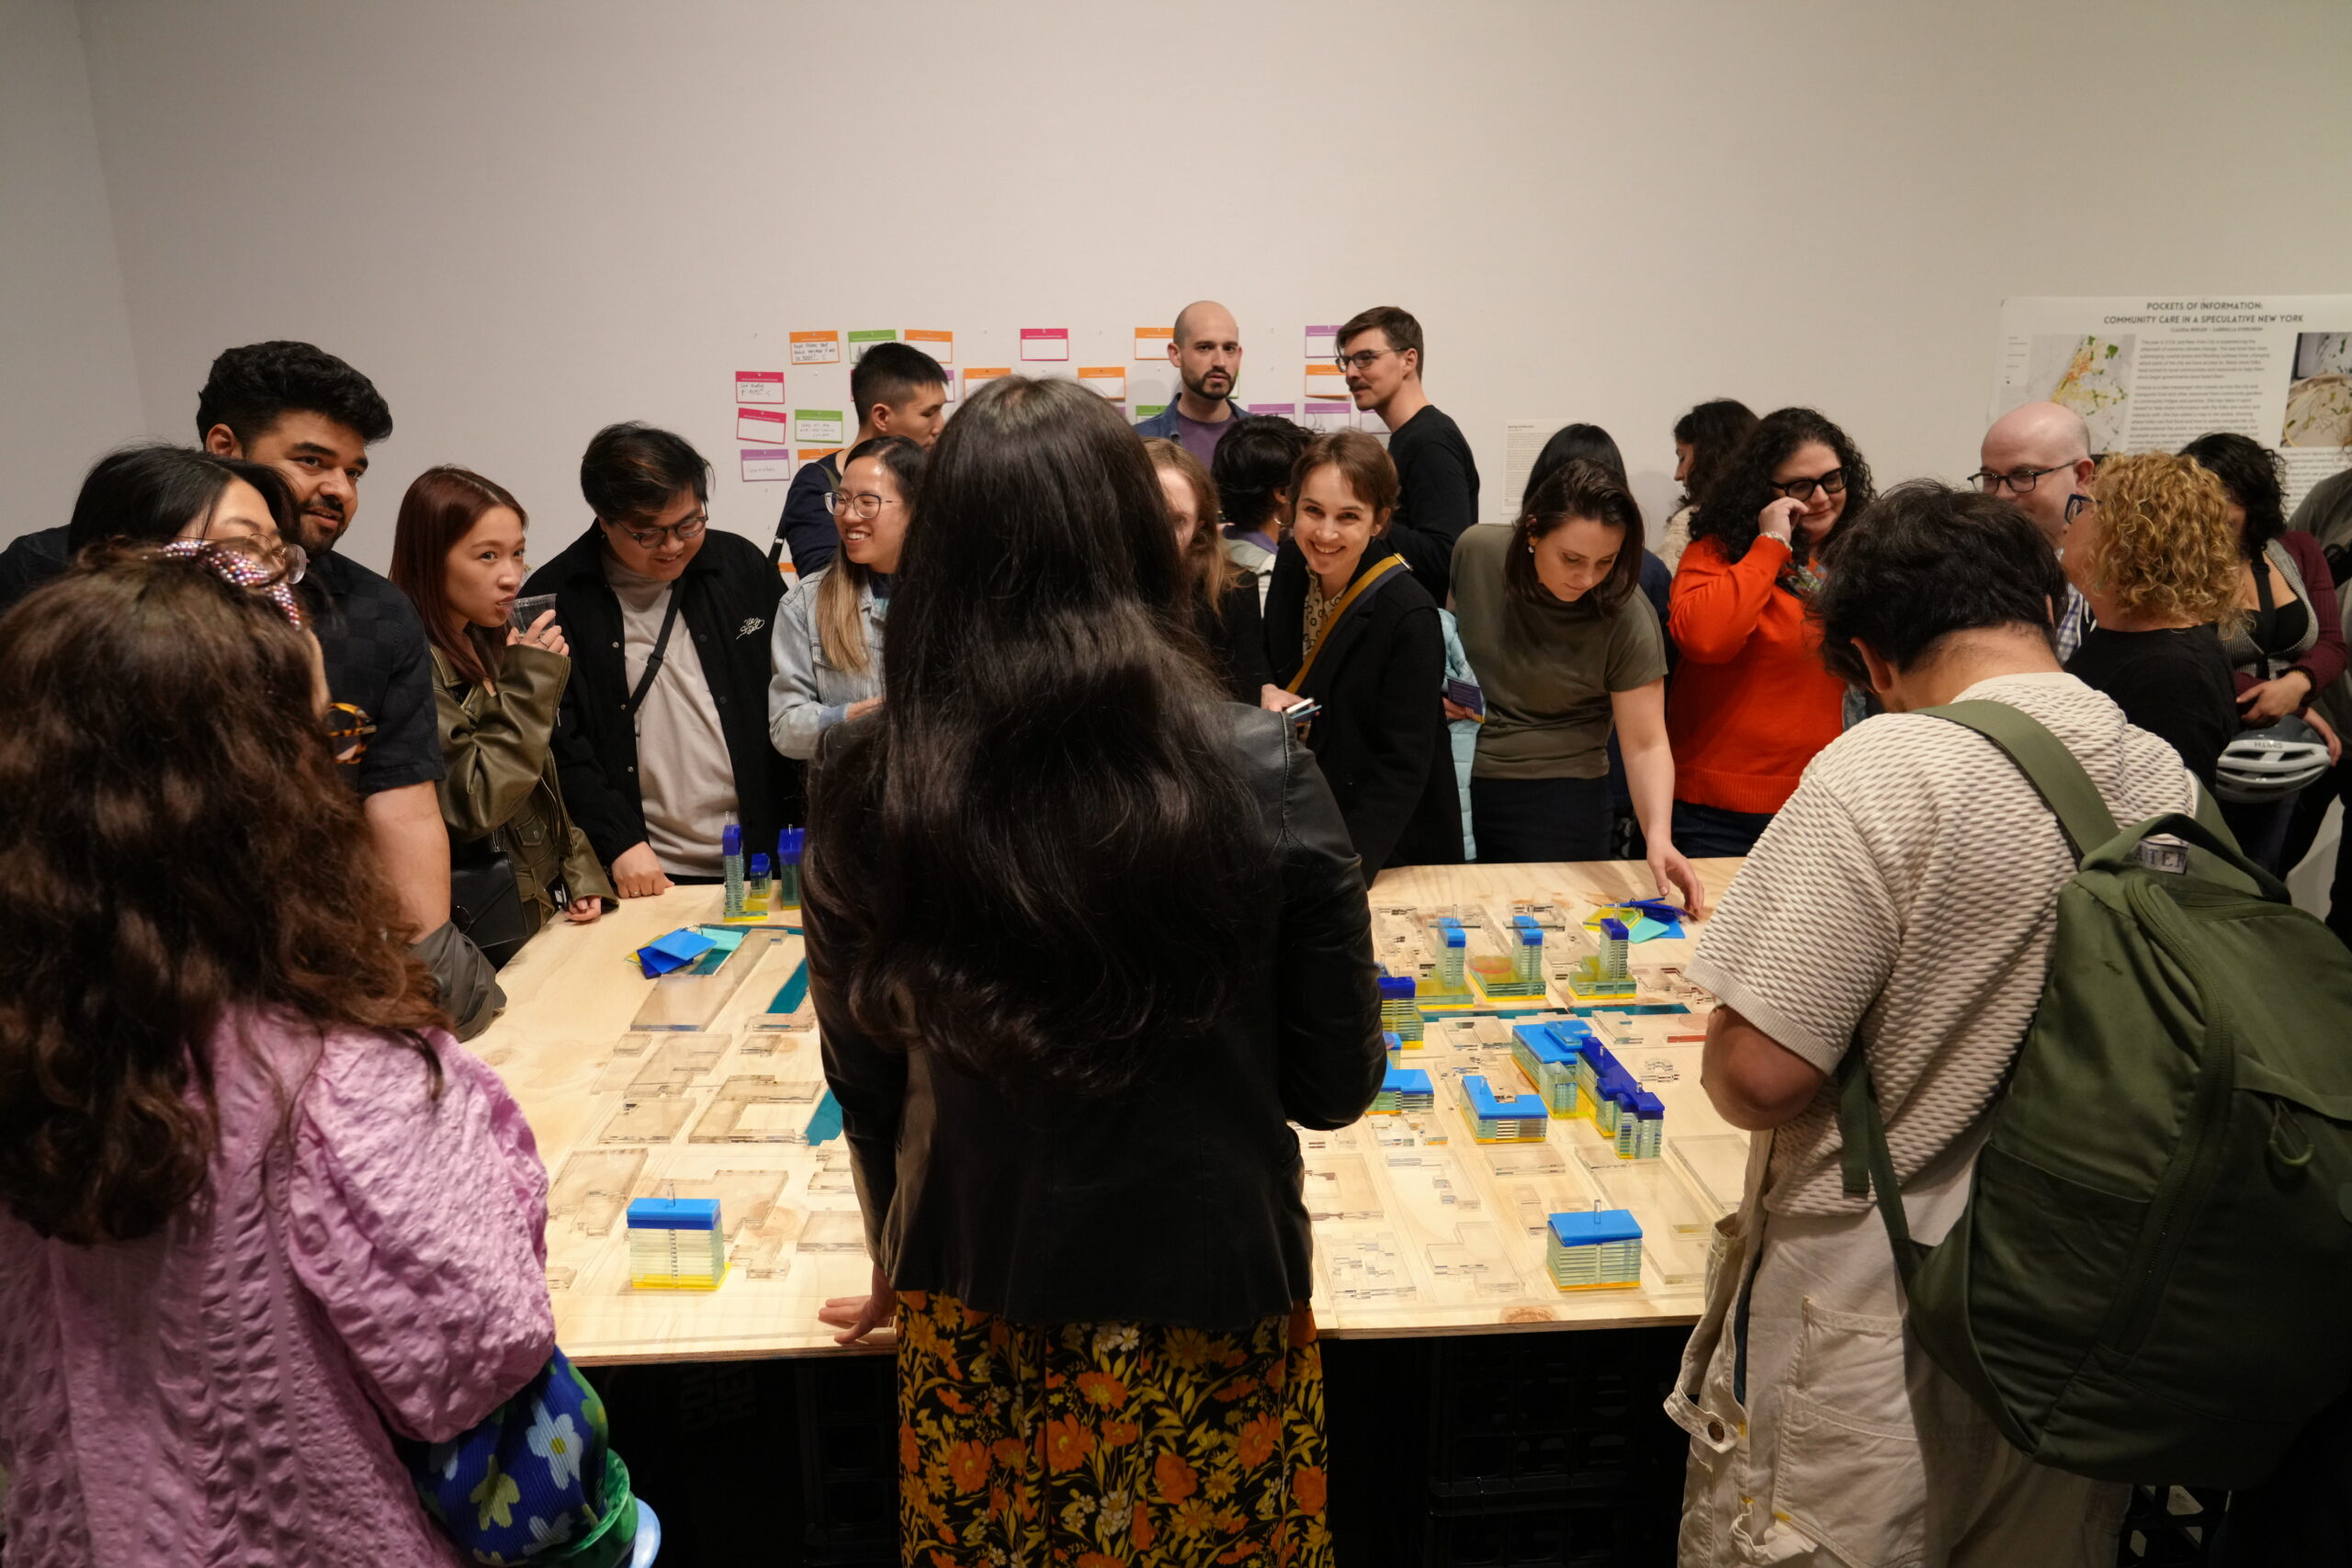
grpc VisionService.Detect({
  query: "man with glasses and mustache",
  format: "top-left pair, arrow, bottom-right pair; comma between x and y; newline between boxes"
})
1135,300 -> 1249,466
1973,400 -> 2098,659
528,423 -> 789,897
1337,305 -> 1479,600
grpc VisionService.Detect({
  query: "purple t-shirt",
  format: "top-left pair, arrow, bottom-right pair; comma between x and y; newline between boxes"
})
1173,408 -> 1238,468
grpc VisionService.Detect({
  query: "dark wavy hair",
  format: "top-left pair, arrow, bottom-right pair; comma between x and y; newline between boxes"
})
1509,458 -> 1645,614
195,340 -> 392,448
1689,406 -> 1874,568
0,547 -> 444,1244
1672,399 -> 1759,512
803,376 -> 1256,1095
1813,481 -> 2064,683
65,444 -> 297,554
2178,432 -> 2289,557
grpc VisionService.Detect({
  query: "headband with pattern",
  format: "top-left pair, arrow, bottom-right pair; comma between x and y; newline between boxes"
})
155,538 -> 305,629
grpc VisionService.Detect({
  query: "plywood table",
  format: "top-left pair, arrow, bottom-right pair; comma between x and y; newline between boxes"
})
478,858 -> 1748,1365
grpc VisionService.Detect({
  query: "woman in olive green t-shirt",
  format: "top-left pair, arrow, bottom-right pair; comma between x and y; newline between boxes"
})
1448,460 -> 1706,912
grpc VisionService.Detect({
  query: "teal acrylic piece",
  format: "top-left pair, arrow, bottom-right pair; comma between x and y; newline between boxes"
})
765,959 -> 810,1016
804,1089 -> 843,1145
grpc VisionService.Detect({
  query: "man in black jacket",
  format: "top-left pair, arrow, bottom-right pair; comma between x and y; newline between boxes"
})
527,423 -> 789,897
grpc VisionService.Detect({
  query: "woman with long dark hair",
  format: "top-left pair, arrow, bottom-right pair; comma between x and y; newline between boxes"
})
390,465 -> 611,961
0,545 -> 557,1564
806,376 -> 1378,1568
2178,432 -> 2346,868
1660,399 -> 1758,571
1145,434 -> 1271,700
1667,407 -> 1871,856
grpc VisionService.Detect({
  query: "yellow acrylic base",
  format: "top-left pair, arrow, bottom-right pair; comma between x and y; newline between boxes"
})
629,1263 -> 729,1291
1551,1278 -> 1640,1292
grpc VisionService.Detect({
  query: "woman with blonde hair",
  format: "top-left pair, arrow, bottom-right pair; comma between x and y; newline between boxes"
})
2060,452 -> 2244,785
1144,435 -> 1269,700
769,434 -> 922,759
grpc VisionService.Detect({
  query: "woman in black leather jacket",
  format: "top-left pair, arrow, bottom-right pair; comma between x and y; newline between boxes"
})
804,374 -> 1381,1568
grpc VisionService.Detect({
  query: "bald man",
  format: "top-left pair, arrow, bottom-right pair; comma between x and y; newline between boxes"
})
1975,401 -> 2098,658
1135,300 -> 1247,464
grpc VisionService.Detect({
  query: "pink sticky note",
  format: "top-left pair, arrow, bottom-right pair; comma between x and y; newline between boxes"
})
1020,328 -> 1070,362
737,408 -> 790,444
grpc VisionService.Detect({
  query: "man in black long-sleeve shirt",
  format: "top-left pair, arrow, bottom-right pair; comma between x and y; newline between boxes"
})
1338,305 -> 1479,600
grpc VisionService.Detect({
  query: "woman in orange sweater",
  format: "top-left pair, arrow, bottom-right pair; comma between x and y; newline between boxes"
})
1666,407 -> 1872,856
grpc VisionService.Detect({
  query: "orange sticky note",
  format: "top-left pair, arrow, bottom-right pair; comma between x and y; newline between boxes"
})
1078,366 -> 1127,400
1135,325 -> 1173,361
790,331 -> 842,365
903,329 -> 954,364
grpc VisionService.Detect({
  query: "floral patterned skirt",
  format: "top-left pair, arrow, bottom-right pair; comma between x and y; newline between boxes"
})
894,1291 -> 1334,1568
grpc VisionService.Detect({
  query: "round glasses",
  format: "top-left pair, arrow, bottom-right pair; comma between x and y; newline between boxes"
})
1332,348 -> 1396,372
824,491 -> 899,521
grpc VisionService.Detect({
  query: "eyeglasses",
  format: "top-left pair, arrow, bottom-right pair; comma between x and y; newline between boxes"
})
1332,348 -> 1396,373
2064,493 -> 2096,525
824,491 -> 899,521
324,702 -> 376,763
607,513 -> 708,550
1768,469 -> 1847,501
1971,464 -> 2074,497
266,538 -> 308,586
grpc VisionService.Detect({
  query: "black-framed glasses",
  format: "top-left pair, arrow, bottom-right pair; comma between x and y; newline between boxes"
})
824,491 -> 899,521
324,702 -> 376,763
1971,463 -> 2072,497
1768,469 -> 1847,501
2064,493 -> 2095,525
1332,348 -> 1396,372
609,513 -> 708,549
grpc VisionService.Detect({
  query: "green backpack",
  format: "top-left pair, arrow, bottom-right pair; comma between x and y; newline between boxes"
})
1837,700 -> 2352,1489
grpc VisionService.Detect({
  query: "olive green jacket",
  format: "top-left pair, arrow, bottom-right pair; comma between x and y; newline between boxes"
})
432,643 -> 615,924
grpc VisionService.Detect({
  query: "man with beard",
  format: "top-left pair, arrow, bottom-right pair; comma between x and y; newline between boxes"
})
1136,300 -> 1248,465
194,342 -> 500,1030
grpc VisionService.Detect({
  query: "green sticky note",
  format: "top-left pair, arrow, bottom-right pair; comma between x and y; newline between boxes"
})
1136,404 -> 1168,420
846,329 -> 897,344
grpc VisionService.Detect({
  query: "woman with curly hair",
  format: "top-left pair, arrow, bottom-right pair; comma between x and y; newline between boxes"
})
1665,407 -> 1873,856
0,544 -> 560,1566
2060,453 -> 2244,786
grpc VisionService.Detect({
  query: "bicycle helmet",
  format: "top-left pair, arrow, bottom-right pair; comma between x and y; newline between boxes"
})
2214,714 -> 2330,804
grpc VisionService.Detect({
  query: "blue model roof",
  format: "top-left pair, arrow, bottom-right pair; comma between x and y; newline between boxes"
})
1511,1024 -> 1574,1064
628,1197 -> 720,1231
1377,974 -> 1417,998
1384,1067 -> 1432,1093
1549,1209 -> 1643,1247
1633,1090 -> 1665,1117
1462,1074 -> 1545,1119
1600,917 -> 1628,940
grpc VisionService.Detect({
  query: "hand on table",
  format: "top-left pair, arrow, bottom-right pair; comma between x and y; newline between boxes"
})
565,896 -> 604,924
1649,840 -> 1710,920
818,1264 -> 899,1346
610,842 -> 673,899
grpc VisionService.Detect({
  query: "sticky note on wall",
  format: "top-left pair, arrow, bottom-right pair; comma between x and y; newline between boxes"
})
1078,367 -> 1126,400
737,408 -> 790,444
1020,328 -> 1070,362
790,331 -> 842,365
1136,325 -> 1173,360
741,448 -> 792,482
735,370 -> 785,404
903,328 -> 953,364
847,329 -> 897,363
794,409 -> 846,444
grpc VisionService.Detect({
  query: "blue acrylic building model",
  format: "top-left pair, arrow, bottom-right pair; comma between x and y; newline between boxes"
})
1547,1209 -> 1643,1290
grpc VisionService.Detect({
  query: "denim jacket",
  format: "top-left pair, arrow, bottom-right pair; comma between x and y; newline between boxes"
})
767,568 -> 886,761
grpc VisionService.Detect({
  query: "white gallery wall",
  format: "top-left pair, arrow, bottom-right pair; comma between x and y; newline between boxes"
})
9,0 -> 2352,575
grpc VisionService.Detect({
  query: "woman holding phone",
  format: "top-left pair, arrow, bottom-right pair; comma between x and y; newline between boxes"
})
1261,429 -> 1463,880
